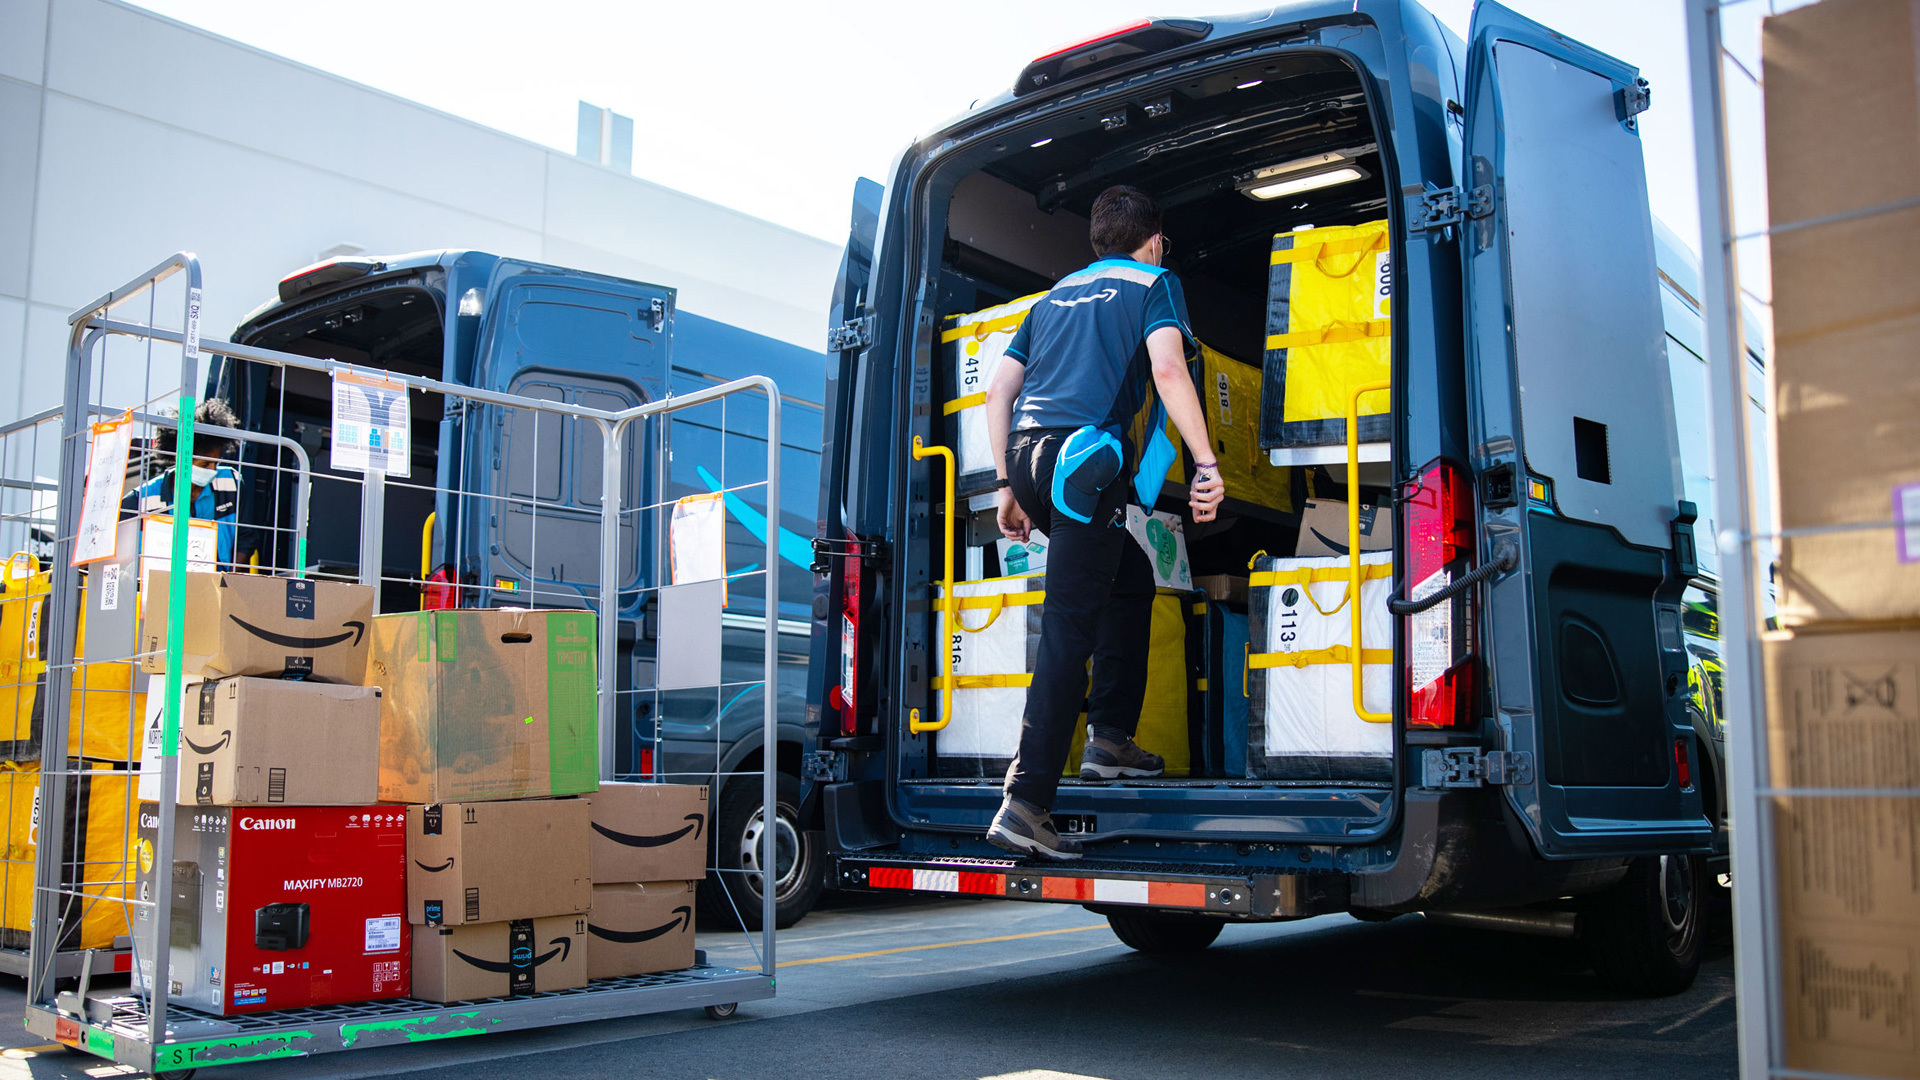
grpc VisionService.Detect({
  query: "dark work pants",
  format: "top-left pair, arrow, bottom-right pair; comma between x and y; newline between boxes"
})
1004,429 -> 1154,809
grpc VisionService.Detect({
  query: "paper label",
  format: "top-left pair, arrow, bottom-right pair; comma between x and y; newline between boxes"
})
670,492 -> 728,596
184,288 -> 203,362
364,916 -> 402,953
1895,482 -> 1920,563
73,416 -> 133,566
1125,506 -> 1191,591
100,563 -> 121,611
1372,249 -> 1392,320
137,515 -> 217,596
1215,371 -> 1232,426
330,370 -> 411,477
1407,569 -> 1452,691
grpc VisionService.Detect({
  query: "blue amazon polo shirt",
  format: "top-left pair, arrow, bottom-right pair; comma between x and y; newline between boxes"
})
1005,255 -> 1198,436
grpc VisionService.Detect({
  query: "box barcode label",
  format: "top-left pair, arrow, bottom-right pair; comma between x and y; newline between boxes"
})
364,916 -> 402,953
267,768 -> 287,803
465,887 -> 481,922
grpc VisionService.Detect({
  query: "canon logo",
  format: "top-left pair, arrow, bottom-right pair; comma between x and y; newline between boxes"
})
239,817 -> 297,831
139,813 -> 159,830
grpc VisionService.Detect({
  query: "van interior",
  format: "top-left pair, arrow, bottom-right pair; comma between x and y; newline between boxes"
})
922,51 -> 1400,787
232,284 -> 445,613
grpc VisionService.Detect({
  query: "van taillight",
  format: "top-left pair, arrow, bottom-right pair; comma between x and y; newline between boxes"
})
1404,460 -> 1474,728
1013,18 -> 1212,95
837,551 -> 862,735
422,564 -> 457,610
1674,738 -> 1692,789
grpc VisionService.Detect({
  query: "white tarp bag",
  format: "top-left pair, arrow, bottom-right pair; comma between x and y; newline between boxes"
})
1247,552 -> 1392,779
942,292 -> 1044,493
933,573 -> 1045,761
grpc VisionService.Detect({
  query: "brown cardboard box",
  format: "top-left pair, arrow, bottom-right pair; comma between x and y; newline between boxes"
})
411,915 -> 588,1002
585,783 -> 709,884
405,798 -> 592,927
1293,498 -> 1392,559
141,571 -> 374,682
587,882 -> 696,979
1192,575 -> 1249,610
369,609 -> 599,803
139,676 -> 382,805
1764,0 -> 1920,625
1764,628 -> 1920,1078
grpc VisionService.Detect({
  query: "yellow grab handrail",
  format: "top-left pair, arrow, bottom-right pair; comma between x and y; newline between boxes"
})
419,510 -> 436,611
1348,380 -> 1392,724
910,436 -> 955,733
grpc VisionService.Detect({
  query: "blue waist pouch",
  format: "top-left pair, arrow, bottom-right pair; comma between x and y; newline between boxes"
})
1052,426 -> 1123,524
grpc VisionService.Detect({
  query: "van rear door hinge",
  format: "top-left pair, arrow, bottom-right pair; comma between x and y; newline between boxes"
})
1409,185 -> 1492,232
828,315 -> 874,353
1422,748 -> 1532,789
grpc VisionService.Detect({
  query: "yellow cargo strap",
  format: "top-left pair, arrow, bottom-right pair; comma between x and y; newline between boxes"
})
942,392 -> 988,416
912,436 -> 957,733
931,672 -> 1033,690
940,308 -> 1032,344
1249,645 -> 1392,669
950,589 -> 1044,633
1269,232 -> 1389,277
1265,319 -> 1390,352
1252,561 -> 1392,618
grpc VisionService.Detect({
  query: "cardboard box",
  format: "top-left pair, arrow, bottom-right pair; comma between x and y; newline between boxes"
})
585,783 -> 709,884
1764,627 -> 1920,1078
135,677 -> 381,806
1193,575 -> 1250,610
587,882 -> 696,979
1293,498 -> 1392,559
368,608 -> 599,803
412,915 -> 588,1002
1764,0 -> 1920,626
133,804 -> 409,1014
141,571 -> 374,683
406,798 -> 591,927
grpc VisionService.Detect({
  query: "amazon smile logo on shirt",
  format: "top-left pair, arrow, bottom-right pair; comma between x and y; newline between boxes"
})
1049,287 -> 1119,308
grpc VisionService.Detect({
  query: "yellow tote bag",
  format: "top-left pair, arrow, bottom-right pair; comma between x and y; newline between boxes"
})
1259,220 -> 1392,449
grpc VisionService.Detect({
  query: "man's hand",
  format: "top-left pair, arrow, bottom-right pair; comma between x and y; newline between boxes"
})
997,487 -> 1032,542
1189,463 -> 1225,523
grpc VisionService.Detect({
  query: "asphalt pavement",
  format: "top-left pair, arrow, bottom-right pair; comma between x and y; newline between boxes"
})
0,892 -> 1736,1080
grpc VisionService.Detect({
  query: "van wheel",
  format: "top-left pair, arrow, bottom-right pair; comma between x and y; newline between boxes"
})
1105,909 -> 1223,953
699,773 -> 823,931
1581,854 -> 1706,996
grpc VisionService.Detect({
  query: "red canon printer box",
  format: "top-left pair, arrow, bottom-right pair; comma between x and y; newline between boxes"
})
135,805 -> 410,1014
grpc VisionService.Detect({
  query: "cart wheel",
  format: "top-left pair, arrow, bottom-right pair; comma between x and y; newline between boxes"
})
704,1002 -> 739,1020
154,1070 -> 197,1080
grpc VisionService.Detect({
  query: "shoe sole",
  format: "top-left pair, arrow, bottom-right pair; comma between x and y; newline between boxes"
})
986,825 -> 1083,861
1078,763 -> 1165,780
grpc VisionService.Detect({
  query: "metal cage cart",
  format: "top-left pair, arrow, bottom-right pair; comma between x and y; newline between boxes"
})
9,253 -> 782,1075
1689,2 -> 1918,1078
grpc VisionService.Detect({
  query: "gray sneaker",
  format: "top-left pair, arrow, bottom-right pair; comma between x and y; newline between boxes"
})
1079,729 -> 1165,780
987,795 -> 1083,860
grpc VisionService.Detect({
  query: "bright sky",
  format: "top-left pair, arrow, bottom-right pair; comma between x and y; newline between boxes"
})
130,0 -> 1777,251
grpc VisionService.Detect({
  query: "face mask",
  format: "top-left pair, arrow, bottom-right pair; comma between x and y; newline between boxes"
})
189,465 -> 216,488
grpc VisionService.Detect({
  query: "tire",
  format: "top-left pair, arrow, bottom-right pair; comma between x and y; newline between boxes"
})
699,773 -> 824,931
1105,909 -> 1224,954
1581,854 -> 1706,996
705,1002 -> 739,1020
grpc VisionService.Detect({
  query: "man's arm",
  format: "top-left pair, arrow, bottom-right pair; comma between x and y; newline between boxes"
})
1146,325 -> 1224,521
985,357 -> 1032,541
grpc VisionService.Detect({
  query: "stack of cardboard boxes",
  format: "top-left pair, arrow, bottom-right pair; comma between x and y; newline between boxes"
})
128,582 -> 711,1012
1762,2 -> 1920,1076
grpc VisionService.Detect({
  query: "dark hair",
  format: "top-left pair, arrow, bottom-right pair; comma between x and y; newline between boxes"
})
1089,185 -> 1163,257
155,398 -> 239,460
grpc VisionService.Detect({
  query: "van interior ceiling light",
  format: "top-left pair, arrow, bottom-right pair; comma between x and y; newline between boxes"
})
1237,152 -> 1369,201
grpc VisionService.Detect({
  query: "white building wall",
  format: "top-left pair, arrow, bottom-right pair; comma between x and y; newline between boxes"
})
0,0 -> 841,424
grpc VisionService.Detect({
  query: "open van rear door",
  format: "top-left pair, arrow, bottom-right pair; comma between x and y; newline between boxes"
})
1460,3 -> 1712,857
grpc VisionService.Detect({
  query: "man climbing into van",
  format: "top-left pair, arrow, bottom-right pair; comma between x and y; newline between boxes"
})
982,185 -> 1226,860
124,398 -> 244,570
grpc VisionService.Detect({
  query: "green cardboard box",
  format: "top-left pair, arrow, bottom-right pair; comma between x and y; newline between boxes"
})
368,608 -> 598,803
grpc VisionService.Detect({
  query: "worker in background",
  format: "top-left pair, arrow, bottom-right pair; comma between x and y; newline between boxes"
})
125,399 -> 243,570
982,185 -> 1225,860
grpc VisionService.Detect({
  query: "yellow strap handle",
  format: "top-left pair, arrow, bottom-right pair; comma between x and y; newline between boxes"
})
939,308 -> 1033,344
942,391 -> 989,416
912,436 -> 957,733
419,510 -> 437,609
1269,231 -> 1388,278
931,673 -> 1033,689
1265,319 -> 1390,352
949,590 -> 1044,633
1348,380 -> 1392,724
1251,563 -> 1392,587
1249,645 -> 1393,669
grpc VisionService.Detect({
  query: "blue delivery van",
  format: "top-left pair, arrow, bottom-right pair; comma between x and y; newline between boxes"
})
805,1 -> 1768,992
207,250 -> 828,928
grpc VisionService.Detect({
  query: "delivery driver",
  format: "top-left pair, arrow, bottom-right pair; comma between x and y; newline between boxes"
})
124,398 -> 244,570
982,185 -> 1225,860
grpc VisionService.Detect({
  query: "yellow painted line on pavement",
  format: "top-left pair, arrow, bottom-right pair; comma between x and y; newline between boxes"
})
779,924 -> 1109,967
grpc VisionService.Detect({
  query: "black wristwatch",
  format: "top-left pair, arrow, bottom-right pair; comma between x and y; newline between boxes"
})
991,478 -> 1011,491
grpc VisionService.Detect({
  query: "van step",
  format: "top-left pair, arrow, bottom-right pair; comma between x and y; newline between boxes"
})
833,851 -> 1347,918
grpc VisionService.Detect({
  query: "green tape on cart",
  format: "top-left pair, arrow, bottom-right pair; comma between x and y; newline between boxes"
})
339,1010 -> 498,1047
155,1029 -> 317,1070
